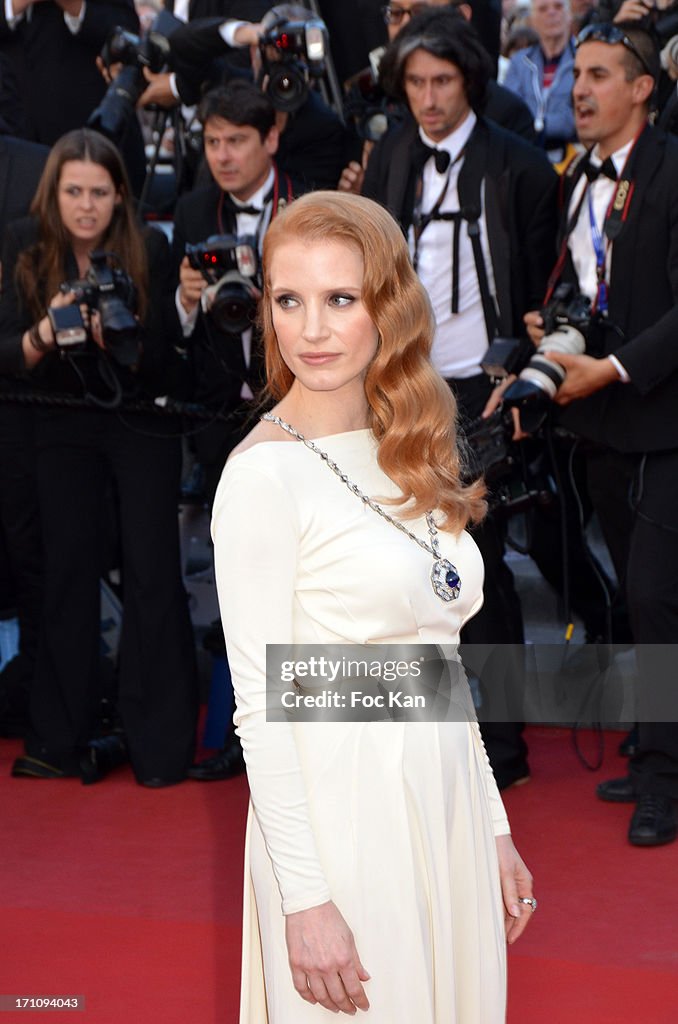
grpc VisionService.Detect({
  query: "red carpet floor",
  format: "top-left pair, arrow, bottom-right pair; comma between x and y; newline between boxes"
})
1,726 -> 676,1023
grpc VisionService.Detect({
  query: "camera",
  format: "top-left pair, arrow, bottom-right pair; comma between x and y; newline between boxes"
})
49,251 -> 141,367
343,66 -> 392,143
491,284 -> 591,432
88,11 -> 178,143
185,235 -> 260,333
258,11 -> 328,113
462,410 -> 554,518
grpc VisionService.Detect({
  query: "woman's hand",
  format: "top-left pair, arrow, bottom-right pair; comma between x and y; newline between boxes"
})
285,900 -> 371,1014
495,834 -> 536,945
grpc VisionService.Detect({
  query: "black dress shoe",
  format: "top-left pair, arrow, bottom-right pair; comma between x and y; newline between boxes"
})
628,795 -> 677,847
11,754 -> 80,779
188,737 -> 245,781
596,775 -> 636,803
139,776 -> 185,788
80,733 -> 128,785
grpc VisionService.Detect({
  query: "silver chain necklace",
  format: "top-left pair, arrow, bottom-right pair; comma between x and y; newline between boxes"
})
262,412 -> 461,603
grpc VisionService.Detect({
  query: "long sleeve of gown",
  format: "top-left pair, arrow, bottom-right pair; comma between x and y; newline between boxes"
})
475,722 -> 511,837
211,457 -> 332,916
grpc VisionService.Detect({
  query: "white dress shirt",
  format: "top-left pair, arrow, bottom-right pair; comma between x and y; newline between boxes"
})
408,111 -> 498,380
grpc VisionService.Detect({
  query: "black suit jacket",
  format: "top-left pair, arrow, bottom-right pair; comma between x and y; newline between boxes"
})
556,126 -> 678,453
485,80 -> 536,145
0,135 -> 48,242
363,114 -> 558,339
0,0 -> 138,144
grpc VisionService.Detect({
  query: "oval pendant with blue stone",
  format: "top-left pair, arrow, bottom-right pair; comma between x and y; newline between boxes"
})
431,558 -> 461,602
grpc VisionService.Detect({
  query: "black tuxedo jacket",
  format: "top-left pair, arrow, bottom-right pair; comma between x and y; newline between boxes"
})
362,114 -> 558,339
0,0 -> 138,145
556,126 -> 678,453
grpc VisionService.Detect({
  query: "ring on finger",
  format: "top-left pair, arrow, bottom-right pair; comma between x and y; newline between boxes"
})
518,896 -> 537,912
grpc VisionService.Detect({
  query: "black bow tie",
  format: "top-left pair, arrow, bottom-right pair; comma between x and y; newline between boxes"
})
584,156 -> 617,183
413,138 -> 451,175
230,201 -> 263,215
222,185 -> 274,217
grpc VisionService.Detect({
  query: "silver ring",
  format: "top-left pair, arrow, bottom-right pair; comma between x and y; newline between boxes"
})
519,897 -> 537,912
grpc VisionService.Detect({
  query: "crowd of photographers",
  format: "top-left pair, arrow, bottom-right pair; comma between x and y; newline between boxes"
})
1,0 -> 678,843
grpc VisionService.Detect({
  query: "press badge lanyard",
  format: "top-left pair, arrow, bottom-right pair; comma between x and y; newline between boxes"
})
588,190 -> 610,314
587,127 -> 645,314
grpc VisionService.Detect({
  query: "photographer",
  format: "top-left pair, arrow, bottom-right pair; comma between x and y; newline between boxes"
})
160,3 -> 349,191
526,26 -> 678,846
362,8 -> 559,788
0,0 -> 138,145
338,0 -> 536,198
0,128 -> 198,786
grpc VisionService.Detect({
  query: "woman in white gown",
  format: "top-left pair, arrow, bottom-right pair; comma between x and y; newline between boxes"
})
212,192 -> 536,1023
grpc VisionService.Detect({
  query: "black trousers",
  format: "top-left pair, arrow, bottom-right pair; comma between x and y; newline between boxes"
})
625,449 -> 678,798
447,374 -> 528,787
0,403 -> 43,687
27,408 -> 199,783
577,444 -> 678,798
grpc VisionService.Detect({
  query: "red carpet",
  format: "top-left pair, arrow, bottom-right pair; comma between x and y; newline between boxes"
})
1,727 -> 676,1023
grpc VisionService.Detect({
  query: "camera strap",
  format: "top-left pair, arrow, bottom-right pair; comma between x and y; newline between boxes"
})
544,123 -> 647,306
411,127 -> 499,340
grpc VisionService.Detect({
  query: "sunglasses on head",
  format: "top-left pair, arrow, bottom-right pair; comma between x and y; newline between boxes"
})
381,3 -> 431,25
575,23 -> 655,79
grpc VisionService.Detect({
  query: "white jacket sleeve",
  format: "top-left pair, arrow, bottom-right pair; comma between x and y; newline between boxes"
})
212,457 -> 332,915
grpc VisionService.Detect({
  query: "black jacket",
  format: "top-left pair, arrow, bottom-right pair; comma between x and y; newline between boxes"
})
0,0 -> 138,145
363,114 -> 558,338
0,135 -> 48,243
555,125 -> 678,453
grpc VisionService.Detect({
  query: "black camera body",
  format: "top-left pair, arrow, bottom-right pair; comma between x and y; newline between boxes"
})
343,66 -> 392,143
481,284 -> 591,432
259,15 -> 327,113
540,282 -> 591,339
50,251 -> 141,367
186,234 -> 260,334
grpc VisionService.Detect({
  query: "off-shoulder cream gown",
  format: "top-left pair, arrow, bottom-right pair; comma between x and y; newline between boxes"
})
212,429 -> 509,1024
